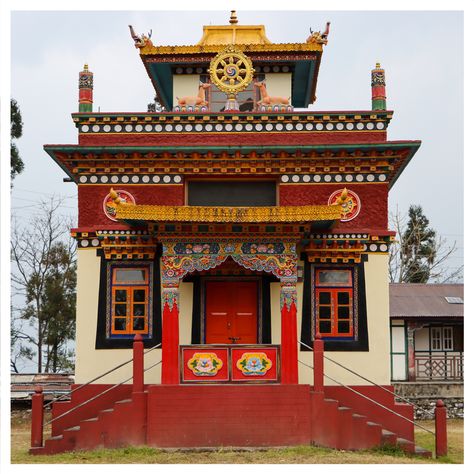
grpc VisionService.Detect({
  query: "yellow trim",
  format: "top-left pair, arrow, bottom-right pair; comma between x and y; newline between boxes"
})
140,41 -> 323,56
115,204 -> 341,223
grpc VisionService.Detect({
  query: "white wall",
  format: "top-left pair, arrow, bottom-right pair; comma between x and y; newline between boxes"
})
391,323 -> 407,381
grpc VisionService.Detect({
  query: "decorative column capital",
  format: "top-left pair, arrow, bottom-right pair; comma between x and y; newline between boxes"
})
280,279 -> 297,311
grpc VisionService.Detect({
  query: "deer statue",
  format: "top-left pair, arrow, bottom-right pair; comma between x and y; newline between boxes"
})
255,82 -> 290,106
176,83 -> 211,107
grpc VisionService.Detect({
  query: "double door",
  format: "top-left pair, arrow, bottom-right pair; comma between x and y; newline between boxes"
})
205,280 -> 258,344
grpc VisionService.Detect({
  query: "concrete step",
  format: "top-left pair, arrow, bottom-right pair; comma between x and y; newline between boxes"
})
381,429 -> 398,446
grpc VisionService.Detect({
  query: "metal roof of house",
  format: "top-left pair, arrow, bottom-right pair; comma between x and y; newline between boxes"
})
11,373 -> 74,401
389,283 -> 463,319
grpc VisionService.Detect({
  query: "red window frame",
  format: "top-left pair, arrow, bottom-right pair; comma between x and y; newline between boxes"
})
111,267 -> 149,336
315,269 -> 354,338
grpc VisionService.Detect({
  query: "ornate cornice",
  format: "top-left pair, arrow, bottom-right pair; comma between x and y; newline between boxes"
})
115,203 -> 342,223
139,42 -> 323,57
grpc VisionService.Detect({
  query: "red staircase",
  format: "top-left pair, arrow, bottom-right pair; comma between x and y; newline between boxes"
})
30,384 -> 431,457
29,336 -> 440,458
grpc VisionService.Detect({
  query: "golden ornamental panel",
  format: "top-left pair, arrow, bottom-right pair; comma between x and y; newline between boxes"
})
115,204 -> 342,223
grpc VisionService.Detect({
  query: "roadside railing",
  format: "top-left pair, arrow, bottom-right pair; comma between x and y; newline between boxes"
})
31,335 -> 161,449
298,335 -> 448,458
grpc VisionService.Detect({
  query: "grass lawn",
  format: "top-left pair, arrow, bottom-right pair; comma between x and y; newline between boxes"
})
11,410 -> 463,464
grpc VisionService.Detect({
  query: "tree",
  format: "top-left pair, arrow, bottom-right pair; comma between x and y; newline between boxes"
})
11,98 -> 25,180
389,205 -> 463,283
11,198 -> 76,373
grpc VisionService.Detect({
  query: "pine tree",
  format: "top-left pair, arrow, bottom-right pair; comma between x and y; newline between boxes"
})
11,98 -> 25,180
400,205 -> 437,283
389,205 -> 462,283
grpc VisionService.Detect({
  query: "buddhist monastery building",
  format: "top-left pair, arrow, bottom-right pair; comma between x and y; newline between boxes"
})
32,12 -> 433,455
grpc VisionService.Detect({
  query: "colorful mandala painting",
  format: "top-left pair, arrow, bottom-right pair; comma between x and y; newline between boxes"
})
236,352 -> 272,376
103,190 -> 135,222
328,188 -> 361,222
187,352 -> 223,377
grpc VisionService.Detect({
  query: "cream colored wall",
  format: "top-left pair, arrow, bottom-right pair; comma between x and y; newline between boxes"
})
75,250 -> 162,385
173,75 -> 201,107
263,73 -> 292,102
173,73 -> 292,107
179,282 -> 194,345
76,250 -> 390,386
296,254 -> 391,386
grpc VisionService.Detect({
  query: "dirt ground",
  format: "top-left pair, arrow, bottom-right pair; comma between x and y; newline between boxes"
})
10,409 -> 463,464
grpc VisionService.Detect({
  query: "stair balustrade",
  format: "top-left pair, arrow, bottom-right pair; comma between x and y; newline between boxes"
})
30,337 -> 161,450
299,336 -> 448,458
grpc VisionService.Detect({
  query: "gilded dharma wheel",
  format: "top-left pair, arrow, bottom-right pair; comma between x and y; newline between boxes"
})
208,47 -> 255,96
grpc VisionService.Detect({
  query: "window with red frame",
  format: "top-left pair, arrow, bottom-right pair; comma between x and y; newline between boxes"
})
315,269 -> 353,337
111,267 -> 149,335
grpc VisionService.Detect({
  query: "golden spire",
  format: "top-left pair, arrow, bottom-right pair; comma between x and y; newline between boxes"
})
375,62 -> 381,69
229,10 -> 238,25
83,63 -> 89,71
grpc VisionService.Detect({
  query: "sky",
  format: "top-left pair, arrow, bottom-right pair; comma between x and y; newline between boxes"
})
10,9 -> 464,277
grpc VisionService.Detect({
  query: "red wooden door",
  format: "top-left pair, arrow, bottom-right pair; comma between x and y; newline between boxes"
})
205,281 -> 258,344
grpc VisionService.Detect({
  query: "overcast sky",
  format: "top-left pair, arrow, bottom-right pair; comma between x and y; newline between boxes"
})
10,10 -> 464,281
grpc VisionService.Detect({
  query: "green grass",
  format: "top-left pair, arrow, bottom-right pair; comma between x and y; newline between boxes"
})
11,411 -> 463,464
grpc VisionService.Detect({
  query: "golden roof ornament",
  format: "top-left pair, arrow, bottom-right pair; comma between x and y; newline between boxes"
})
229,10 -> 238,25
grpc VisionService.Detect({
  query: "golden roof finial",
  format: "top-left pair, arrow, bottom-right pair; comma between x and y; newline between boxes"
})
375,62 -> 381,69
229,10 -> 238,25
83,63 -> 89,71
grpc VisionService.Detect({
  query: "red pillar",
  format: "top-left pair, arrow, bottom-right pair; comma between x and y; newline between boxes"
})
280,282 -> 298,384
313,333 -> 324,392
133,334 -> 144,392
161,284 -> 180,385
31,387 -> 44,448
435,399 -> 448,457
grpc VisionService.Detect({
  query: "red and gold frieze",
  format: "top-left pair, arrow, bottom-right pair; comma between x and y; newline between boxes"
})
72,228 -> 157,260
303,232 -> 395,263
45,143 -> 418,188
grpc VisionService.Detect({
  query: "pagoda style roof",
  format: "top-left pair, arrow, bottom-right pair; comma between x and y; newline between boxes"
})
132,12 -> 327,109
44,140 -> 421,190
